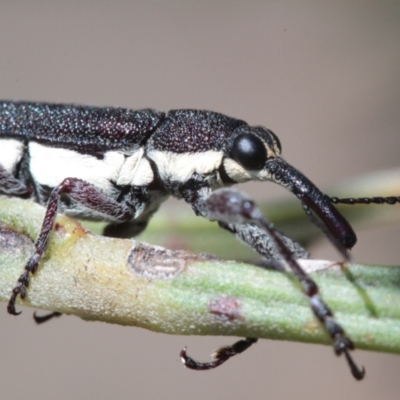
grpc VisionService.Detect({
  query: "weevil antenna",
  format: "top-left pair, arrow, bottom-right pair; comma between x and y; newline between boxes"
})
330,196 -> 400,205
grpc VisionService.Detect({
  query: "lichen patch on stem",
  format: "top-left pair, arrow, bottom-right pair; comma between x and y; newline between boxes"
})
127,242 -> 216,279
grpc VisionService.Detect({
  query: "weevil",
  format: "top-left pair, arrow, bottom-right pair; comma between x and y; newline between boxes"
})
1,101 -> 398,379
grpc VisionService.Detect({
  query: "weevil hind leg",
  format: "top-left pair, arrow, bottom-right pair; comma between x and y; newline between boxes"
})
7,177 -> 138,316
180,186 -> 364,379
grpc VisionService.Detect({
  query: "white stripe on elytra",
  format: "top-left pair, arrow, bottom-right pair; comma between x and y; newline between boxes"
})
29,143 -> 153,192
130,157 -> 154,186
0,139 -> 25,173
147,149 -> 223,183
117,148 -> 154,187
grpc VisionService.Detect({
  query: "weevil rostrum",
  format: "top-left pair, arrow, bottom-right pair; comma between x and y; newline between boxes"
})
1,101 -> 398,379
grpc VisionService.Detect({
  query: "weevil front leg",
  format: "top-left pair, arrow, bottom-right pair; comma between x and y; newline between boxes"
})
7,177 -> 138,316
219,221 -> 309,261
181,186 -> 365,379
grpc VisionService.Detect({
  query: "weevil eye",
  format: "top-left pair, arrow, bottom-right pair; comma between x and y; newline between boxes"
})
267,129 -> 282,154
231,133 -> 267,170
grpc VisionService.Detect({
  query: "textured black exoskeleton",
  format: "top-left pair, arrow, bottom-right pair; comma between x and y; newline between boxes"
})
3,101 -> 395,379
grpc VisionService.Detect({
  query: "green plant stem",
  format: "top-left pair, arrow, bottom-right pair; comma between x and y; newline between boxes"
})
0,196 -> 399,354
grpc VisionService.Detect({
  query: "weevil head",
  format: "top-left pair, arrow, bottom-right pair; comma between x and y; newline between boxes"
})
222,125 -> 282,182
221,125 -> 357,251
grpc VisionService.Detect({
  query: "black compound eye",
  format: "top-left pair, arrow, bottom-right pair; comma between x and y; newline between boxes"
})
267,129 -> 282,154
231,133 -> 267,170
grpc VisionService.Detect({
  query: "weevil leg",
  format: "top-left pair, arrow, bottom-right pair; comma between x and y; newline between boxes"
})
7,177 -> 137,316
219,221 -> 309,260
33,311 -> 63,324
0,164 -> 31,197
181,186 -> 365,379
103,186 -> 158,238
181,338 -> 258,370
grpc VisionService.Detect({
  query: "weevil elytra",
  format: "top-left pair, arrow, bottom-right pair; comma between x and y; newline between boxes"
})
1,101 -> 398,379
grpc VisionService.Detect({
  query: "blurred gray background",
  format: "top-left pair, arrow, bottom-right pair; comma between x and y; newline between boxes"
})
1,1 -> 400,399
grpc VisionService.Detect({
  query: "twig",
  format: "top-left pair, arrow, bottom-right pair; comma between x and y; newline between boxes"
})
0,196 -> 399,354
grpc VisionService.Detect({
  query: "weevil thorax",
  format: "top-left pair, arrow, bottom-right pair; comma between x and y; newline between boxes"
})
146,110 -> 246,190
146,110 -> 282,192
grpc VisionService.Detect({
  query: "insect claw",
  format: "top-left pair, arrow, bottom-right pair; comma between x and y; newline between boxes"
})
7,294 -> 21,315
343,348 -> 366,380
33,311 -> 63,324
333,335 -> 365,380
7,306 -> 21,315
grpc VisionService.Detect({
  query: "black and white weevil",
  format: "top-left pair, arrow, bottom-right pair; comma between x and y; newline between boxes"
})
1,101 -> 398,379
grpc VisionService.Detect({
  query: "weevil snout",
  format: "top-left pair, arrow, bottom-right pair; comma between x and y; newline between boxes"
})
267,157 -> 357,251
222,125 -> 357,254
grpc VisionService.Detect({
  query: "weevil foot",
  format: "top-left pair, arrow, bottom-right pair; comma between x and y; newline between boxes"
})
334,335 -> 365,380
180,338 -> 258,371
33,311 -> 63,324
7,286 -> 23,315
